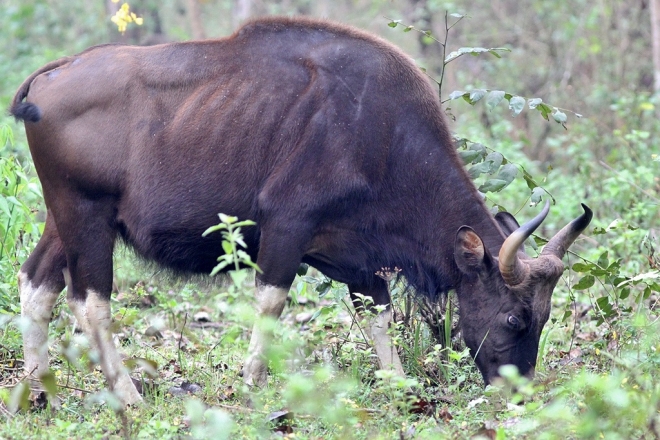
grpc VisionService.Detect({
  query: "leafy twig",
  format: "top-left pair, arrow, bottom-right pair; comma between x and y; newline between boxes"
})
385,15 -> 580,127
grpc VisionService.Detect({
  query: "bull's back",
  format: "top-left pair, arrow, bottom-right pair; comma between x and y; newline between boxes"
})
13,17 -> 447,275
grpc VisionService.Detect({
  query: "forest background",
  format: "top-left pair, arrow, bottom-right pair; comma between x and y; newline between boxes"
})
0,0 -> 659,438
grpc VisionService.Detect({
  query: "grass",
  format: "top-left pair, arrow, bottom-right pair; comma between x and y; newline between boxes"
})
1,247 -> 658,439
0,158 -> 657,439
2,4 -> 659,436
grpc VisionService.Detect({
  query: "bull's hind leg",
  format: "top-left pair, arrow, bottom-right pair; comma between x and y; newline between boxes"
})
75,290 -> 141,405
52,198 -> 142,406
349,281 -> 405,377
19,213 -> 66,386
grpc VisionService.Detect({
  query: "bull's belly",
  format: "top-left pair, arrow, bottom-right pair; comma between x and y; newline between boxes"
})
116,204 -> 261,275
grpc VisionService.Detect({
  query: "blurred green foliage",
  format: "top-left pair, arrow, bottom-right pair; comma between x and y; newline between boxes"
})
0,0 -> 658,438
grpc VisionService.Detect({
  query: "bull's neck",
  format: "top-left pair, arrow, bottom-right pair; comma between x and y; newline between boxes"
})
390,143 -> 506,294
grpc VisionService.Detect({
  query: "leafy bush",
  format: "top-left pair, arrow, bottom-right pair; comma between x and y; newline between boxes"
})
0,123 -> 42,313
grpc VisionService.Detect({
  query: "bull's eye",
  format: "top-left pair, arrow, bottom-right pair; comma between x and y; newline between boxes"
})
507,315 -> 520,329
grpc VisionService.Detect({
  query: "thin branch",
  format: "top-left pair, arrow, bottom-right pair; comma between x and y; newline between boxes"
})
216,403 -> 384,417
178,312 -> 189,371
55,382 -> 93,395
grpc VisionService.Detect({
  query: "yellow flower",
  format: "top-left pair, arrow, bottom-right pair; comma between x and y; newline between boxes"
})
110,2 -> 144,34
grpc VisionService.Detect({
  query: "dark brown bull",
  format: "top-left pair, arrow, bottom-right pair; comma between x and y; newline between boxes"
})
10,16 -> 591,405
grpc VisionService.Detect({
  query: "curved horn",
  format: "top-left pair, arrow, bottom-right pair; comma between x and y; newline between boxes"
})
499,201 -> 551,286
541,204 -> 593,259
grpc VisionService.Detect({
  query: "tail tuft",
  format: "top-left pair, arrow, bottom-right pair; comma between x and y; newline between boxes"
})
10,102 -> 42,123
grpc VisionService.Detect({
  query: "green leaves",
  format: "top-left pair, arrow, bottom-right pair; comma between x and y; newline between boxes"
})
486,90 -> 505,111
552,109 -> 568,127
617,270 -> 660,287
446,90 -> 576,128
592,219 -> 639,236
8,381 -> 30,413
572,275 -> 595,290
447,90 -> 470,101
454,138 -> 548,199
386,15 -> 579,130
497,163 -> 519,183
530,187 -> 546,205
478,163 -> 519,193
39,371 -> 58,399
467,152 -> 502,180
508,96 -> 526,116
569,248 -> 660,327
469,88 -> 487,103
203,214 -> 261,276
0,153 -> 44,312
386,18 -> 440,43
478,179 -> 508,193
0,124 -> 14,148
444,46 -> 511,63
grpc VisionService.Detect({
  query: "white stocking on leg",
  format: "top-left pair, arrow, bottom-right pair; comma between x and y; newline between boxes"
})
367,308 -> 405,376
19,271 -> 60,384
243,284 -> 289,387
72,291 -> 142,406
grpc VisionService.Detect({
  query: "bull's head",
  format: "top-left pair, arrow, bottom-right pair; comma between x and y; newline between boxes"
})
453,202 -> 592,384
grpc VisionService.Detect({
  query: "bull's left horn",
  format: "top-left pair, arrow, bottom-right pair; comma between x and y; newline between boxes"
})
541,204 -> 593,259
499,201 -> 551,286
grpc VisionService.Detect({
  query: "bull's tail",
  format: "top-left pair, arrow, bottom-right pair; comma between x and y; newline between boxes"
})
10,58 -> 71,123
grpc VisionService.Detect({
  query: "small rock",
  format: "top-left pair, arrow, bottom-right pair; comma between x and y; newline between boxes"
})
144,326 -> 163,339
168,381 -> 202,396
295,312 -> 313,324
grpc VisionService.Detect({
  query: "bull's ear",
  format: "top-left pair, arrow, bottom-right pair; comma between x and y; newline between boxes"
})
495,211 -> 526,254
494,211 -> 520,236
454,226 -> 486,273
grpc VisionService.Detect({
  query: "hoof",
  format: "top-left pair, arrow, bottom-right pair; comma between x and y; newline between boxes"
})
115,375 -> 144,407
242,357 -> 268,388
29,389 -> 61,411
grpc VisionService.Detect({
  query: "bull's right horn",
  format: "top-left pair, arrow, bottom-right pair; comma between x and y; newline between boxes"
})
541,204 -> 593,259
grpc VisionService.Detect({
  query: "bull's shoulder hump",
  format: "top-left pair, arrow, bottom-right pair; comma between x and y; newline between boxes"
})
230,17 -> 427,81
231,17 -> 402,58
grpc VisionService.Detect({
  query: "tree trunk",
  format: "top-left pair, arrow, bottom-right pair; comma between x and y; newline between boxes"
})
187,0 -> 206,40
651,0 -> 660,93
233,0 -> 253,29
105,0 -> 121,42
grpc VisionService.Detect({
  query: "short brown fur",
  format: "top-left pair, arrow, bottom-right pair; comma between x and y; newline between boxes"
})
11,16 -> 591,389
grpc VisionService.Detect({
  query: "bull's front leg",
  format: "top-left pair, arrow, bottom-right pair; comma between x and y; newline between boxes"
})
349,282 -> 405,377
365,307 -> 405,377
242,282 -> 290,387
242,216 -> 304,388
